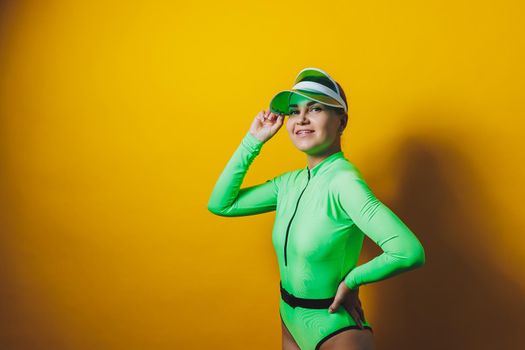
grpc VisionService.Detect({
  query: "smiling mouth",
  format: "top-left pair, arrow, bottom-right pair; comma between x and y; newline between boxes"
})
296,130 -> 315,135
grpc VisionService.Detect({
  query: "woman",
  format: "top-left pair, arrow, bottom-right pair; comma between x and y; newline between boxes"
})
207,68 -> 426,350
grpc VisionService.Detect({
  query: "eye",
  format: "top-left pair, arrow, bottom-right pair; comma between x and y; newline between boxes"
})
311,106 -> 322,112
289,110 -> 299,115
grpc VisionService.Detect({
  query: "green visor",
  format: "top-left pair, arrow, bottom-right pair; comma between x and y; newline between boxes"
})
269,89 -> 345,115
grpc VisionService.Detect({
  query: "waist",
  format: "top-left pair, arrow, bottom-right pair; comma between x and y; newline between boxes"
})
279,281 -> 335,309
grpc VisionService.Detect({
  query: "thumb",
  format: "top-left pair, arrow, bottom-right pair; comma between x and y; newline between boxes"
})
328,297 -> 342,313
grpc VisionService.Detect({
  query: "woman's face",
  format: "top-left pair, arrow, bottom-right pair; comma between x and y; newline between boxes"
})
285,95 -> 343,154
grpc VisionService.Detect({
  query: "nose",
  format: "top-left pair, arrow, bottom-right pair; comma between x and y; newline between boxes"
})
297,112 -> 309,124
293,108 -> 307,119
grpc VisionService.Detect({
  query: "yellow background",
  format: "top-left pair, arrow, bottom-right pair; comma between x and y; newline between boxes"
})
1,0 -> 524,349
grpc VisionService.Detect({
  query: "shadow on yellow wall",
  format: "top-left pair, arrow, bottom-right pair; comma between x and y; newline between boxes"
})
368,128 -> 524,349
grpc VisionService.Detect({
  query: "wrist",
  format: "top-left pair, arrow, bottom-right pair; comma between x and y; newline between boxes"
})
241,131 -> 264,154
344,277 -> 359,291
247,131 -> 265,144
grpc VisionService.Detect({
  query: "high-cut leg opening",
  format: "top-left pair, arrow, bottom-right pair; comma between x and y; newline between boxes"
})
314,325 -> 374,350
279,310 -> 301,349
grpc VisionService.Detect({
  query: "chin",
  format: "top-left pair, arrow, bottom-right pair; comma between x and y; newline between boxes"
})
294,142 -> 319,152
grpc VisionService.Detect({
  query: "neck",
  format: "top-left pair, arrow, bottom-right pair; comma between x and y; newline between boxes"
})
306,142 -> 342,171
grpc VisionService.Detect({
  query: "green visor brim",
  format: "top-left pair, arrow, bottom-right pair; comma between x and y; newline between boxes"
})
269,89 -> 345,115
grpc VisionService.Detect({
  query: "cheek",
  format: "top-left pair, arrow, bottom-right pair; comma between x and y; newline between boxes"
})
316,123 -> 337,138
316,122 -> 331,134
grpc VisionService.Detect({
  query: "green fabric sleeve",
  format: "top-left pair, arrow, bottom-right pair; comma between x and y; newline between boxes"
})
334,173 -> 426,290
207,131 -> 280,217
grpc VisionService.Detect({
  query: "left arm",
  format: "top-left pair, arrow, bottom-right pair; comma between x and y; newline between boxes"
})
334,172 -> 426,290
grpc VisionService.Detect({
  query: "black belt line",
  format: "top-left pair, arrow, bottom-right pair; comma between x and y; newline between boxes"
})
279,281 -> 335,309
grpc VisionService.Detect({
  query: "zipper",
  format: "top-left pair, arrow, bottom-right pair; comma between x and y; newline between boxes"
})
284,168 -> 311,266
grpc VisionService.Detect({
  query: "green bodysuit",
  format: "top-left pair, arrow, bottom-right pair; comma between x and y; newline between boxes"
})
207,131 -> 426,350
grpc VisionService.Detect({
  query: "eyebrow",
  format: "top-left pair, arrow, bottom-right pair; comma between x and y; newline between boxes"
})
289,101 -> 319,108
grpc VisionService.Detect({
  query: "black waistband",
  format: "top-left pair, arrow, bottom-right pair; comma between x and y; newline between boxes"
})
279,281 -> 335,309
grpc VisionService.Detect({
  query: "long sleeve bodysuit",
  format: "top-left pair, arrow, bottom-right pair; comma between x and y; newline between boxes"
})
208,131 -> 425,350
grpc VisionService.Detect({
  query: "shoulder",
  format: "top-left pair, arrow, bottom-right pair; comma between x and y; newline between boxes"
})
266,168 -> 300,189
330,158 -> 365,185
328,158 -> 375,196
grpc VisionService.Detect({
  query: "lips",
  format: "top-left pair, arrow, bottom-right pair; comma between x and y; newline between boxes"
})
296,129 -> 315,135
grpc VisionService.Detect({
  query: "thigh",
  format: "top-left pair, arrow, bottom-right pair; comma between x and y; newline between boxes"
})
281,318 -> 301,350
318,328 -> 374,350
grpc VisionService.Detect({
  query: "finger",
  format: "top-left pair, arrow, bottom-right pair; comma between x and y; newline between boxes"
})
357,306 -> 365,323
328,297 -> 343,313
349,309 -> 364,329
270,115 -> 282,129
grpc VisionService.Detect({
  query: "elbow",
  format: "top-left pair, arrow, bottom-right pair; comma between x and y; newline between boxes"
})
207,202 -> 223,216
207,201 -> 231,217
207,198 -> 221,216
391,240 -> 426,270
207,204 -> 219,216
404,243 -> 426,269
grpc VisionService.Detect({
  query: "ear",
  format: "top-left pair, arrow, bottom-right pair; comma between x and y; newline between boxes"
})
339,114 -> 348,133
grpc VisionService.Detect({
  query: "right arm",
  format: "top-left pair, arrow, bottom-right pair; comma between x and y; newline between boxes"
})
207,131 -> 281,217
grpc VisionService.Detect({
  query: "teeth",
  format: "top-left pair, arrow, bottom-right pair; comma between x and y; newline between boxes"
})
297,130 -> 313,134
